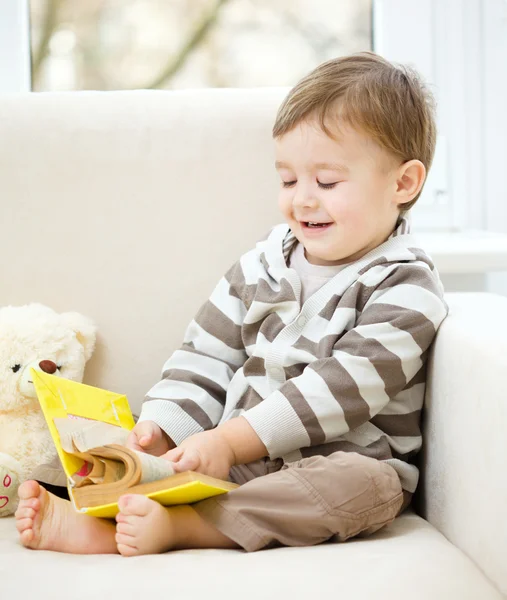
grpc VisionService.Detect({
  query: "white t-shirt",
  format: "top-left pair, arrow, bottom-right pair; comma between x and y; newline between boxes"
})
289,241 -> 351,305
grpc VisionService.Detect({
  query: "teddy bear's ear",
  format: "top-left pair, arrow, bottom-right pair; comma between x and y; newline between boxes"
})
61,312 -> 97,362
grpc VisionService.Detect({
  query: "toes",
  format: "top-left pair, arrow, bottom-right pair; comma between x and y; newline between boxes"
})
28,497 -> 39,510
115,532 -> 135,546
18,480 -> 40,501
115,496 -> 170,556
115,512 -> 128,523
118,494 -> 153,517
18,497 -> 39,512
15,507 -> 35,520
117,543 -> 139,557
116,522 -> 135,536
19,528 -> 34,545
115,531 -> 138,556
16,517 -> 33,533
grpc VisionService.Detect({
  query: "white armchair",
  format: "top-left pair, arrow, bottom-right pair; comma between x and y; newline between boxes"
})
421,291 -> 507,595
0,90 -> 505,599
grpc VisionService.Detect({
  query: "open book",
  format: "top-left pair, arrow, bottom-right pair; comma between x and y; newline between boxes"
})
31,370 -> 238,518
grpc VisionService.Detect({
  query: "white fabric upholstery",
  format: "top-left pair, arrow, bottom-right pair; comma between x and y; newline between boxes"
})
0,89 -> 286,411
0,90 -> 505,598
0,512 -> 503,600
421,291 -> 507,595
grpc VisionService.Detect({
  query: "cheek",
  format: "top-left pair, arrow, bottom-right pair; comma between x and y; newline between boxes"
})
324,186 -> 360,221
278,191 -> 292,215
326,196 -> 376,237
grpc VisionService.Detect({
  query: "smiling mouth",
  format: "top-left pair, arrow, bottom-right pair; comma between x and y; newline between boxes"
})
300,221 -> 334,230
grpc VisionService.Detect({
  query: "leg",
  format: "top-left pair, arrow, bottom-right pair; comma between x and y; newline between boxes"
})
192,452 -> 405,551
15,480 -> 118,554
113,457 -> 280,556
114,495 -> 240,556
16,480 -> 236,556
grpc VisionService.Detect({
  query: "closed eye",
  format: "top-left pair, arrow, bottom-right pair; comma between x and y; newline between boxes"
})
281,181 -> 339,189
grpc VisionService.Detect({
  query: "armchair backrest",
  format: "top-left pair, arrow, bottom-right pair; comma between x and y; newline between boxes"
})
0,88 -> 286,410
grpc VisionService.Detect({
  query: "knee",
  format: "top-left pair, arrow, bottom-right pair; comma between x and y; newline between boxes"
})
291,450 -> 392,479
287,452 -> 403,516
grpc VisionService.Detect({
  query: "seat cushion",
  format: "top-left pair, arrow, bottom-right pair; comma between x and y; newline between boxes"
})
0,511 -> 501,600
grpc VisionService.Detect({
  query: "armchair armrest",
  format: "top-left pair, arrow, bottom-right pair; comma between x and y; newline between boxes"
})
420,292 -> 507,596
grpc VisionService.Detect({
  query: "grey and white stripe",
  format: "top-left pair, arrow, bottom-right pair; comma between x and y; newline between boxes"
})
140,212 -> 448,492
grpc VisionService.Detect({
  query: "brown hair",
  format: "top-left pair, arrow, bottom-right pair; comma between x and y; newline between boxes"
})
272,52 -> 437,210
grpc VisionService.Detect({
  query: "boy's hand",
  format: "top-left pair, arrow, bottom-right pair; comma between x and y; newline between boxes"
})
126,420 -> 175,456
161,429 -> 235,481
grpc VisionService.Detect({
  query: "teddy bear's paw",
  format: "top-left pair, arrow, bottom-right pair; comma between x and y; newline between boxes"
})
0,453 -> 23,517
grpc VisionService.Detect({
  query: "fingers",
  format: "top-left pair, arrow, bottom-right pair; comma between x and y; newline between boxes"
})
171,451 -> 200,473
172,457 -> 198,473
160,447 -> 199,473
138,434 -> 154,449
125,430 -> 143,452
162,447 -> 184,463
126,421 -> 160,452
126,421 -> 176,457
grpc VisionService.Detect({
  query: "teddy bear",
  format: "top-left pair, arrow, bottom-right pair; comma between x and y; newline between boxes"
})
0,303 -> 96,516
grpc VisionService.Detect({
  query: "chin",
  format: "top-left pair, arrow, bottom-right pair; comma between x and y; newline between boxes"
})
315,248 -> 352,264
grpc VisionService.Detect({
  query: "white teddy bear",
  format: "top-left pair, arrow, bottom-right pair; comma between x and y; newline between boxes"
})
0,303 -> 96,516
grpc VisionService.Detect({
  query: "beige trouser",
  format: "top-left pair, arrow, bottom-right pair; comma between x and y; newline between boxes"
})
193,451 -> 409,552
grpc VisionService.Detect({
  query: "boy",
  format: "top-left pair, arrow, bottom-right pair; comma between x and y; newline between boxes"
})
15,52 -> 448,555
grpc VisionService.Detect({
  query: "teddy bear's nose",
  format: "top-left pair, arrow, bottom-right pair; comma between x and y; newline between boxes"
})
39,360 -> 57,375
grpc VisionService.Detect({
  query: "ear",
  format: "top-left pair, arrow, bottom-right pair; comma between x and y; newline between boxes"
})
394,159 -> 426,207
60,312 -> 97,362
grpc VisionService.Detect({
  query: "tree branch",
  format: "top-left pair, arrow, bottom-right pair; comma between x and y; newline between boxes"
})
32,0 -> 63,86
144,0 -> 232,90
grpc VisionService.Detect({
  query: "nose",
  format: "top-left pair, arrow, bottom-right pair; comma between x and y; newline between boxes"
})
39,360 -> 57,375
292,183 -> 317,209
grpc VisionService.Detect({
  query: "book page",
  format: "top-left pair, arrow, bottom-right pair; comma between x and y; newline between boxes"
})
99,457 -> 127,483
134,451 -> 175,484
54,418 -> 130,453
32,370 -> 136,482
54,417 -> 175,485
73,456 -> 127,488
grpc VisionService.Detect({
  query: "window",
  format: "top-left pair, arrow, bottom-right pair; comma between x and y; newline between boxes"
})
0,0 -> 30,92
27,0 -> 443,231
2,0 -> 505,237
373,0 -> 489,232
29,0 -> 372,91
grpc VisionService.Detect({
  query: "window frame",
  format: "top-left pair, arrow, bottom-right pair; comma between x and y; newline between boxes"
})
0,0 -> 31,92
373,0 -> 488,232
2,0 -> 505,234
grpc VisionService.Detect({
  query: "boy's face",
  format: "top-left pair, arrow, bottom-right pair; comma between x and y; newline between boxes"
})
275,120 -> 406,266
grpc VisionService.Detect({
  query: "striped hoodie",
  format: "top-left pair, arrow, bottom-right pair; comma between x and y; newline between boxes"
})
139,213 -> 449,492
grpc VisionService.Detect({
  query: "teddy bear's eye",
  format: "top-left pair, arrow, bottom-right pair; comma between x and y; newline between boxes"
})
56,365 -> 62,371
11,364 -> 21,373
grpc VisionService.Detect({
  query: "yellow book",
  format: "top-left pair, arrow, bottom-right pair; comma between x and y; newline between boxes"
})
31,370 -> 238,519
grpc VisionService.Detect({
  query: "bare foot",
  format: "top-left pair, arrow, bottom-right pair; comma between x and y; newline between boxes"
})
115,494 -> 240,556
15,480 -> 117,554
115,495 -> 177,556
